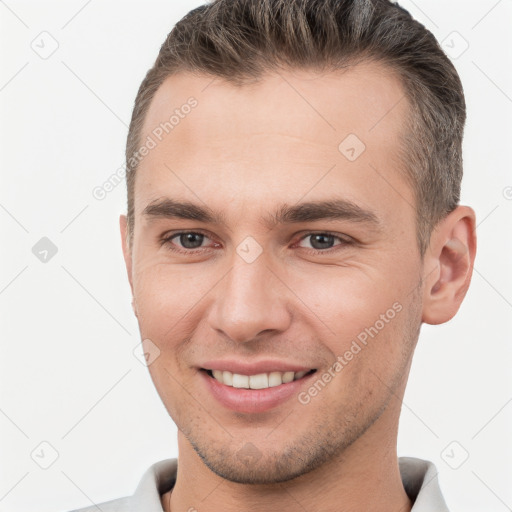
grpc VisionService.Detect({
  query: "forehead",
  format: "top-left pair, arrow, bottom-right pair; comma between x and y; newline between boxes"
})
134,61 -> 413,228
141,61 -> 408,148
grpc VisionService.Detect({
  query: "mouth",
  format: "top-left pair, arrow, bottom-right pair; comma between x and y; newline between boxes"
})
201,368 -> 317,390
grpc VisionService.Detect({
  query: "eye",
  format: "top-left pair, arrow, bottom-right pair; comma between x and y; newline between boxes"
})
160,231 -> 216,253
159,230 -> 354,256
296,232 -> 353,253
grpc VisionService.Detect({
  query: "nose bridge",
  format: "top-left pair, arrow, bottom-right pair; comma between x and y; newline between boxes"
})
208,249 -> 291,343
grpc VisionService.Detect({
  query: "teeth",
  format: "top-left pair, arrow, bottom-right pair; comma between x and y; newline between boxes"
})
222,370 -> 233,386
232,374 -> 249,388
209,369 -> 312,389
268,371 -> 283,387
282,371 -> 295,383
249,373 -> 268,389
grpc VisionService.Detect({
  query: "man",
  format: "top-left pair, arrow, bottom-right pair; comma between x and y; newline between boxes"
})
71,0 -> 476,510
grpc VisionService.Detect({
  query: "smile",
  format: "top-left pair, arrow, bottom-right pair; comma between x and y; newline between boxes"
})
204,369 -> 317,389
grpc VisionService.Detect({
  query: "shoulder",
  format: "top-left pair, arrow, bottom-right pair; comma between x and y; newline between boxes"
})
66,496 -> 132,512
62,459 -> 178,512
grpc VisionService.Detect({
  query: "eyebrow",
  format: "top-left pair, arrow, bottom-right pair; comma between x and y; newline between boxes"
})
141,197 -> 382,231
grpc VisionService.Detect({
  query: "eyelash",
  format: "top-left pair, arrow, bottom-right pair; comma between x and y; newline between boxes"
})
159,230 -> 354,255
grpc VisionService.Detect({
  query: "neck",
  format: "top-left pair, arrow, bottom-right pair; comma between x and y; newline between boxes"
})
162,405 -> 412,512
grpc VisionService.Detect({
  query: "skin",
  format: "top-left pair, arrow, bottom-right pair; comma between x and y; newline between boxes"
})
120,61 -> 476,512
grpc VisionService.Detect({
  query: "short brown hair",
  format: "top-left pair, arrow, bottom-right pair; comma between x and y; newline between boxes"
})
125,0 -> 466,256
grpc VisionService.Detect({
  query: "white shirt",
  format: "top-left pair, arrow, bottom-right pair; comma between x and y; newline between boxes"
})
68,457 -> 449,511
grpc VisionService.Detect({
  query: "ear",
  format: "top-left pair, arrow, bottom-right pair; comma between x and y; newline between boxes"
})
421,206 -> 477,325
119,214 -> 137,317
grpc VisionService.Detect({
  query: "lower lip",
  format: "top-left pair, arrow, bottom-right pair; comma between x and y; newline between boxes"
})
200,370 -> 316,413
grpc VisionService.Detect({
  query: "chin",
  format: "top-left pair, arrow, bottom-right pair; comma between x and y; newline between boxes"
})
187,432 -> 346,485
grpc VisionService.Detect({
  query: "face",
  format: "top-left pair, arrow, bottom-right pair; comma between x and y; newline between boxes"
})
121,62 -> 426,484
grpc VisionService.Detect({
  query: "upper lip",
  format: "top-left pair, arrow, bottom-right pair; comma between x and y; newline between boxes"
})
200,359 -> 315,375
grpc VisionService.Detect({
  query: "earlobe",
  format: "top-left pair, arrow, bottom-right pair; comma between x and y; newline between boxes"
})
422,206 -> 477,325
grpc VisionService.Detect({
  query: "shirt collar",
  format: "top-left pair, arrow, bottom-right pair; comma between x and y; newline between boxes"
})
399,457 -> 450,511
130,456 -> 448,511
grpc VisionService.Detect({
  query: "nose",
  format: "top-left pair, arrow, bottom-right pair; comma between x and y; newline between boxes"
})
207,254 -> 292,343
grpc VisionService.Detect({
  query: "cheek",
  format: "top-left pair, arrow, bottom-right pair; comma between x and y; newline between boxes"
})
289,265 -> 401,331
288,261 -> 419,369
132,260 -> 211,335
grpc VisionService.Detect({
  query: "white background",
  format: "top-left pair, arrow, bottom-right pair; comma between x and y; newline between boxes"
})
1,1 -> 511,511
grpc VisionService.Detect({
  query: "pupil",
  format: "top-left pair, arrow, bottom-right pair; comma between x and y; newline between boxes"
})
181,233 -> 203,249
311,234 -> 333,249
